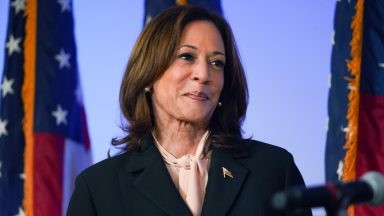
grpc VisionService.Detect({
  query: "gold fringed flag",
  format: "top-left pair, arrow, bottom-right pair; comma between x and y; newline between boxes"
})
0,0 -> 92,215
326,0 -> 384,215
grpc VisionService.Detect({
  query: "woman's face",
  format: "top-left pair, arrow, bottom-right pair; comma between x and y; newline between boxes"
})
152,20 -> 225,127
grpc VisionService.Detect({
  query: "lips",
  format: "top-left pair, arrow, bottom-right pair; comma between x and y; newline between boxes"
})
184,91 -> 209,101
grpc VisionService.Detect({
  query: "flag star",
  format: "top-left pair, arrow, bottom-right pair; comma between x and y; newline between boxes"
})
57,0 -> 71,12
1,76 -> 15,97
19,173 -> 25,180
6,34 -> 22,56
379,63 -> 384,68
52,105 -> 68,125
0,118 -> 8,137
337,160 -> 344,180
15,207 -> 25,216
11,0 -> 26,15
340,125 -> 348,133
55,49 -> 71,69
0,161 -> 2,178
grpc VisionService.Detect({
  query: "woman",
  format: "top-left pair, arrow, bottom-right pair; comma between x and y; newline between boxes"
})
67,6 -> 312,216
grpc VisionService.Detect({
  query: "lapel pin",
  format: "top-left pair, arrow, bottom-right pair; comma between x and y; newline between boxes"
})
222,167 -> 233,179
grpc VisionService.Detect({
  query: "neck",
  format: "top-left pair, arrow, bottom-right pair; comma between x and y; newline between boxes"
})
153,121 -> 207,158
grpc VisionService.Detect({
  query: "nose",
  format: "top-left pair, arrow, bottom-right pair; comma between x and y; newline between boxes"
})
191,61 -> 210,84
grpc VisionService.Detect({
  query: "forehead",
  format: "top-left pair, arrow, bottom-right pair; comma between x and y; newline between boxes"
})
179,20 -> 225,51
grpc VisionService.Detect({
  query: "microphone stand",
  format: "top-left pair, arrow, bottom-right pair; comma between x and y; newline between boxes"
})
325,198 -> 350,216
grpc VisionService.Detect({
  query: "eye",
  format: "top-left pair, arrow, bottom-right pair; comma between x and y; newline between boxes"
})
177,53 -> 195,62
209,59 -> 225,69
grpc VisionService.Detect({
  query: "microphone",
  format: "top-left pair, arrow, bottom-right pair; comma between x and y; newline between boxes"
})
272,171 -> 384,210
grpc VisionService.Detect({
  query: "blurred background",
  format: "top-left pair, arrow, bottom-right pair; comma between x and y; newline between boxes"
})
0,0 -> 334,193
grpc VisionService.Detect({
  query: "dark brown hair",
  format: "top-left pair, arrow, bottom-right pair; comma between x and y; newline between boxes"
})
112,5 -> 248,152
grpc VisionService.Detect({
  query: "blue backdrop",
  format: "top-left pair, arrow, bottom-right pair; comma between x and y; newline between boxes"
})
0,2 -> 334,211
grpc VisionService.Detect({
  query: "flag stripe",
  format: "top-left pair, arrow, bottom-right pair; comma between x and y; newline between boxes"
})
357,93 -> 384,173
23,0 -> 37,215
34,133 -> 64,216
355,94 -> 384,214
80,107 -> 91,150
62,138 -> 92,215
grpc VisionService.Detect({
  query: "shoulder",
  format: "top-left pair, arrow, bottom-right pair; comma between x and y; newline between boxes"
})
242,139 -> 293,161
216,138 -> 294,166
233,139 -> 299,179
78,137 -> 158,183
68,151 -> 147,215
78,152 -> 132,182
236,139 -> 306,187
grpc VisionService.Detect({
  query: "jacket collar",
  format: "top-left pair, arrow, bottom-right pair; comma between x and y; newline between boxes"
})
201,147 -> 249,215
118,136 -> 192,216
118,136 -> 249,216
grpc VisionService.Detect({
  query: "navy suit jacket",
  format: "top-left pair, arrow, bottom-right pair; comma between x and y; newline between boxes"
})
67,137 -> 312,216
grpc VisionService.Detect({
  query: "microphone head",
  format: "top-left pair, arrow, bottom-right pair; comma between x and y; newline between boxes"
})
361,171 -> 384,206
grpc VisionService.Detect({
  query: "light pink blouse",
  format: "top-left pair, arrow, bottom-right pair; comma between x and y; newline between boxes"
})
152,131 -> 211,216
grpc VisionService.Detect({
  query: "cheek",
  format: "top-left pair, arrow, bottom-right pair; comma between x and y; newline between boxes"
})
159,68 -> 189,91
214,73 -> 225,96
152,77 -> 179,106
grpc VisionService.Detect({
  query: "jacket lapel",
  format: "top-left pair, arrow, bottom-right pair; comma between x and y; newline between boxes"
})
201,148 -> 249,216
118,137 -> 192,216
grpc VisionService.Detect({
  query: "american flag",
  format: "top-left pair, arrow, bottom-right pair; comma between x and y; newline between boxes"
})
325,0 -> 384,215
0,0 -> 92,215
144,0 -> 222,24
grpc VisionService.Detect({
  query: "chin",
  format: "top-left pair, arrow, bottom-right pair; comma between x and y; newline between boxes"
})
181,112 -> 213,126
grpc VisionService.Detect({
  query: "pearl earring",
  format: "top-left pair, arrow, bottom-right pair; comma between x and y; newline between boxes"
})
218,102 -> 222,107
144,87 -> 151,93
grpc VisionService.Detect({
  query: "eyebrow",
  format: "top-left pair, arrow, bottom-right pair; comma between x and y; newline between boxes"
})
178,44 -> 225,56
